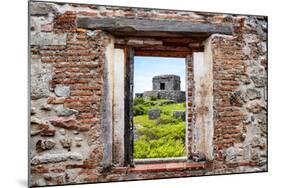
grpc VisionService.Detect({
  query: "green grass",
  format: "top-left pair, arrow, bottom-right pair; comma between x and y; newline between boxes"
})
133,98 -> 186,159
157,103 -> 185,115
133,98 -> 185,116
134,137 -> 186,158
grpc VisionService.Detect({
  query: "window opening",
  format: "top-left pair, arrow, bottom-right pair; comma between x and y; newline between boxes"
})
160,83 -> 165,90
133,56 -> 187,160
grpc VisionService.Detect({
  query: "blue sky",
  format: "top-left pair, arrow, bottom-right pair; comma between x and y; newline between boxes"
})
134,56 -> 186,94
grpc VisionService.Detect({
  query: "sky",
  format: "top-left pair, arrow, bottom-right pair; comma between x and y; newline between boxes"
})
134,56 -> 186,95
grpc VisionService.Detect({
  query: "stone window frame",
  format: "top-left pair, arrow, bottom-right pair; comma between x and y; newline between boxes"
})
114,39 -> 210,167
77,16 -> 233,167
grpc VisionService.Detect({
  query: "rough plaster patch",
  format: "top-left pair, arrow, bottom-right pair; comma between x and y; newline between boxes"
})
31,153 -> 83,165
246,60 -> 265,76
54,3 -> 99,15
31,32 -> 67,46
30,16 -> 54,32
30,2 -> 59,16
243,34 -> 259,43
31,59 -> 52,99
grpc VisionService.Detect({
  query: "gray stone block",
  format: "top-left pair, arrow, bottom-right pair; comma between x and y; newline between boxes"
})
251,76 -> 266,88
148,108 -> 161,120
172,110 -> 186,121
54,85 -> 70,98
60,137 -> 72,150
55,105 -> 78,116
246,100 -> 265,113
36,139 -> 56,151
246,88 -> 261,100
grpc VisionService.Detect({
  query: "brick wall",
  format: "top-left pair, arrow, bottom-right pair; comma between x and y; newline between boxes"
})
186,56 -> 195,158
29,1 -> 267,186
211,16 -> 267,172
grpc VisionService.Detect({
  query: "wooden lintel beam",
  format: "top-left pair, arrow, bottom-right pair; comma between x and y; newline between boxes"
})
115,44 -> 195,52
162,37 -> 206,44
114,37 -> 205,48
77,17 -> 233,37
137,46 -> 193,52
134,50 -> 192,57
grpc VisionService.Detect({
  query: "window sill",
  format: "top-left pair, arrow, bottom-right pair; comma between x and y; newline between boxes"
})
112,161 -> 208,174
134,156 -> 188,164
129,161 -> 207,173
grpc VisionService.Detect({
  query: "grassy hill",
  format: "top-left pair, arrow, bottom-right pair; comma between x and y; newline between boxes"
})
133,97 -> 186,159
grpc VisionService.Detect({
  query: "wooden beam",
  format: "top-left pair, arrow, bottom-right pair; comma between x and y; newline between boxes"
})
114,37 -> 205,49
162,37 -> 206,46
162,37 -> 206,44
137,46 -> 195,52
109,31 -> 208,38
116,45 -> 194,51
134,50 -> 192,57
124,47 -> 134,167
77,17 -> 233,37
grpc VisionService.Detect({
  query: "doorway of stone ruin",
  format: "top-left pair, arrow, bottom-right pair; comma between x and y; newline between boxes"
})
160,83 -> 165,90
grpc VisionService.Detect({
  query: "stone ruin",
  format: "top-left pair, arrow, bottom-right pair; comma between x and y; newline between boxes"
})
141,74 -> 186,102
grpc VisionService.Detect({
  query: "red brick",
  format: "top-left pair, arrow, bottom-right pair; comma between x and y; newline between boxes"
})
47,97 -> 65,104
76,28 -> 87,33
40,128 -> 56,137
50,168 -> 65,173
31,165 -> 49,174
79,118 -> 98,124
71,91 -> 94,96
239,161 -> 258,166
84,175 -> 99,182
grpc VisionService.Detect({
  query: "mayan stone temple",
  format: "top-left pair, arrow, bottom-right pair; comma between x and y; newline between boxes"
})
142,75 -> 186,102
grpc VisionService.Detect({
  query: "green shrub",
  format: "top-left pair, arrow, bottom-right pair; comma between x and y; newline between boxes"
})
134,121 -> 186,158
134,138 -> 185,158
134,97 -> 145,105
158,100 -> 175,106
136,122 -> 185,141
156,116 -> 180,125
143,100 -> 156,106
133,105 -> 147,116
133,98 -> 187,158
149,96 -> 157,101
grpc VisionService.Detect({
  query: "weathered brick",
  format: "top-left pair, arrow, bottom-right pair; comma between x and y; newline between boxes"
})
31,165 -> 49,174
